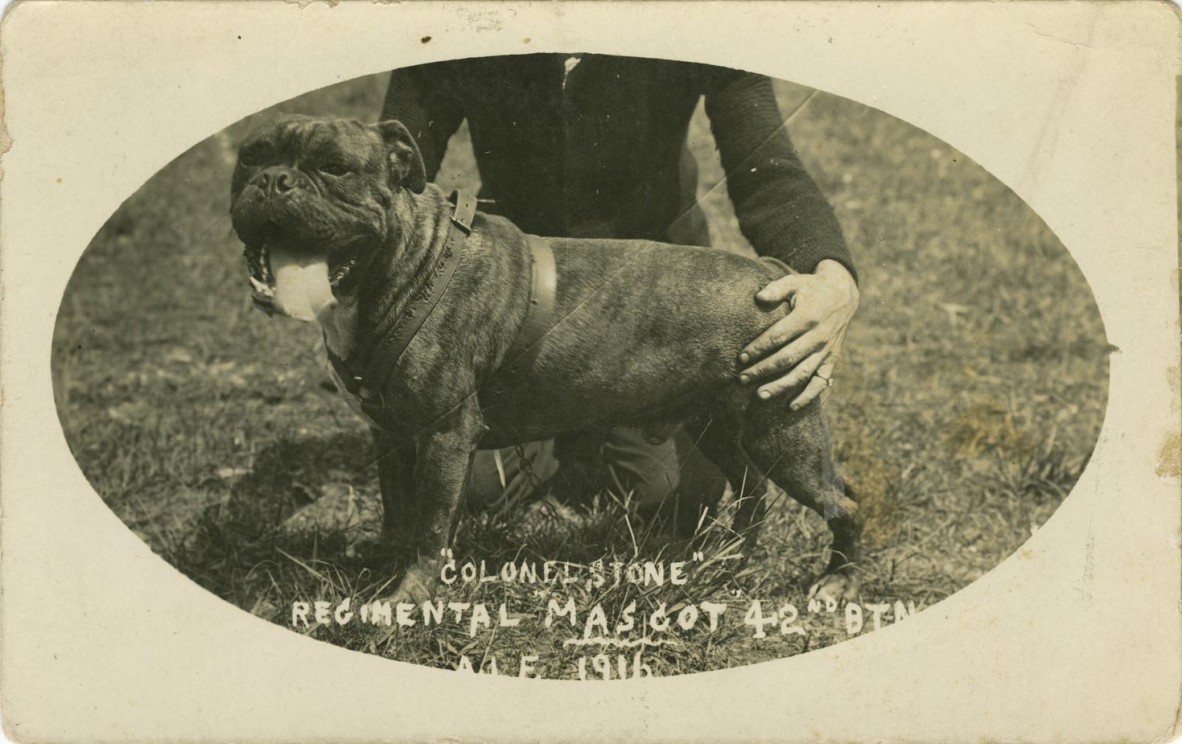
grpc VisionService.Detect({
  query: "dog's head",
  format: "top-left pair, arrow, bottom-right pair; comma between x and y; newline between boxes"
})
230,115 -> 426,320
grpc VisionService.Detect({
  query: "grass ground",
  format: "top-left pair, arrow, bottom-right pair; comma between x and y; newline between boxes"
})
51,70 -> 1109,678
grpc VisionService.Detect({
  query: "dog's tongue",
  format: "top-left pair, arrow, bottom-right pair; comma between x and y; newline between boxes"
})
269,248 -> 335,322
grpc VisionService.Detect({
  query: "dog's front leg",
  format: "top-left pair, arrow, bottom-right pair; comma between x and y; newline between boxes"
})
387,415 -> 483,605
372,427 -> 417,543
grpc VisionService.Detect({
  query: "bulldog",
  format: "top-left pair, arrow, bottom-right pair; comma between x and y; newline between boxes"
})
230,115 -> 862,606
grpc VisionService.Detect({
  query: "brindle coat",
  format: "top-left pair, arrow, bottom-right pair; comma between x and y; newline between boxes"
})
230,115 -> 861,605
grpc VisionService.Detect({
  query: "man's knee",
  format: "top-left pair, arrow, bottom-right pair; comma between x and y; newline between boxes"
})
464,441 -> 558,507
601,429 -> 682,508
608,428 -> 728,525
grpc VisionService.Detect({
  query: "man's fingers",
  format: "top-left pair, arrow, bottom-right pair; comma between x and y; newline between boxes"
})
740,329 -> 823,383
813,356 -> 837,382
790,358 -> 837,410
738,313 -> 816,366
754,274 -> 804,304
753,351 -> 827,401
788,372 -> 831,410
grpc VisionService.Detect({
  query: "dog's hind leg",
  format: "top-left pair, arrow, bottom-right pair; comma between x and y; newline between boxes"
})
741,405 -> 862,605
689,416 -> 771,540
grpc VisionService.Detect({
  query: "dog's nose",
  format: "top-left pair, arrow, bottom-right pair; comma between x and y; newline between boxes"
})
252,166 -> 302,196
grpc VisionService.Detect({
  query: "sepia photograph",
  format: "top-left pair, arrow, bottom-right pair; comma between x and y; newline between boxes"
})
51,55 -> 1107,677
2,3 -> 1178,742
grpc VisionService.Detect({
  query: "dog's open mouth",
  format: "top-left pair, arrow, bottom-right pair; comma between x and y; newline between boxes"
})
243,240 -> 335,322
329,255 -> 360,288
245,243 -> 277,312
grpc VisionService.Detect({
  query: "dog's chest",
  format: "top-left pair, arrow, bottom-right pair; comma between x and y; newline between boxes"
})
317,300 -> 389,428
324,354 -> 386,430
318,299 -> 357,360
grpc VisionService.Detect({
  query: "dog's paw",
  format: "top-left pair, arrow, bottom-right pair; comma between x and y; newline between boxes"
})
807,569 -> 861,608
386,561 -> 438,606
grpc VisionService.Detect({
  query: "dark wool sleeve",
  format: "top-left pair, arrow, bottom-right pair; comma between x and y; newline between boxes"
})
703,69 -> 857,281
379,63 -> 467,181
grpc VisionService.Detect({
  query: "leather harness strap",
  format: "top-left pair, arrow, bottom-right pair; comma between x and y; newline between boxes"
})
325,191 -> 559,428
504,234 -> 557,363
360,189 -> 477,396
758,255 -> 793,278
326,190 -> 476,419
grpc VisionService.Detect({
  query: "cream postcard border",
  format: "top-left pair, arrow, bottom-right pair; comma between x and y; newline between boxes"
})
1,2 -> 1179,742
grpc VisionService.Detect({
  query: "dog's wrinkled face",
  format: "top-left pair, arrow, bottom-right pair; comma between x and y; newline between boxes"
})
230,115 -> 425,320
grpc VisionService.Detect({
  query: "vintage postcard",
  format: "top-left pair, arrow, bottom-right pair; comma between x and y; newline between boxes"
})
1,2 -> 1179,742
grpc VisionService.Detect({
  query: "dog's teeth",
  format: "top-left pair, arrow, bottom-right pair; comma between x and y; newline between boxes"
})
249,275 -> 275,297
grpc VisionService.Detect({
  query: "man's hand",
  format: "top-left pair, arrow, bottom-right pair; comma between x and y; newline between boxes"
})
737,260 -> 859,410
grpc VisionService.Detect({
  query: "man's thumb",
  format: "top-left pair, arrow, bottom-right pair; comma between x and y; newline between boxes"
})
756,274 -> 802,303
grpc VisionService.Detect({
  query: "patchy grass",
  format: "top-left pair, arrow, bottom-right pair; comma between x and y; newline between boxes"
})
51,71 -> 1108,678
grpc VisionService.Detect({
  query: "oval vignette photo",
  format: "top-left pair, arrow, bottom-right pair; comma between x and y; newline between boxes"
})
51,56 -> 1109,679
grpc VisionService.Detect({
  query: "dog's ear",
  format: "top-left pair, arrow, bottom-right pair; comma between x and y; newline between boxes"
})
375,120 -> 427,194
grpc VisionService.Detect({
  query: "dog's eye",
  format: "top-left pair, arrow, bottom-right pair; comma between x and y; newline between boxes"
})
237,143 -> 271,169
319,163 -> 351,177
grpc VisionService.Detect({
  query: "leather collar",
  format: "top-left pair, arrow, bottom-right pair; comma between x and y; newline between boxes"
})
327,189 -> 476,417
325,197 -> 560,430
